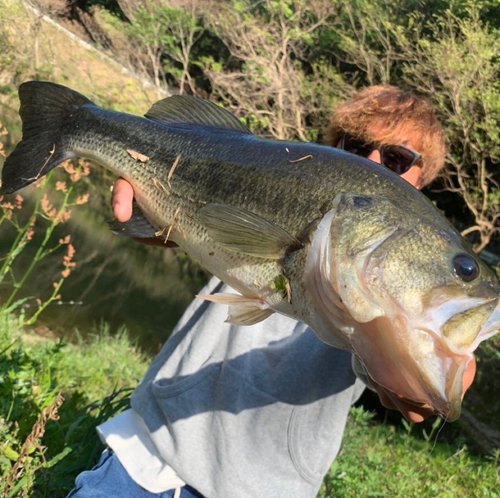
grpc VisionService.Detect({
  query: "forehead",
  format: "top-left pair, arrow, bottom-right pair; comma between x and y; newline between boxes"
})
366,122 -> 422,152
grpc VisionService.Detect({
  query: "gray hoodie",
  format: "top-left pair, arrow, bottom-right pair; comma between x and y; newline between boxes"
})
112,277 -> 365,497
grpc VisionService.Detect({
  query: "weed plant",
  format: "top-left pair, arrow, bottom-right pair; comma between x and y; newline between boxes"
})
319,406 -> 500,498
0,314 -> 147,497
0,122 -> 91,325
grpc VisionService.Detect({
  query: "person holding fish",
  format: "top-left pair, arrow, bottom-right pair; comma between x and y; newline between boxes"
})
73,86 -> 475,498
1,82 -> 490,498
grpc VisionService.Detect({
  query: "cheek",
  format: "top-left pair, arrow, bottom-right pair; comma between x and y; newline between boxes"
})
367,149 -> 381,164
401,165 -> 422,188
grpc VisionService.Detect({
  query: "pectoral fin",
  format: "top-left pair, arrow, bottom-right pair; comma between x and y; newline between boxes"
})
196,293 -> 275,325
199,204 -> 300,259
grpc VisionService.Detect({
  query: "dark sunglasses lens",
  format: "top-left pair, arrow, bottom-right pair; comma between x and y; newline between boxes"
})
342,136 -> 374,158
382,145 -> 418,175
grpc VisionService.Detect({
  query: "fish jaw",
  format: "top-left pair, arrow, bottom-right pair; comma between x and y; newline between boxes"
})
348,315 -> 471,421
349,294 -> 500,421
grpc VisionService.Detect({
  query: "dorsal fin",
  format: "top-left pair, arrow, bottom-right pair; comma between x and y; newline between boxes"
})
145,95 -> 252,134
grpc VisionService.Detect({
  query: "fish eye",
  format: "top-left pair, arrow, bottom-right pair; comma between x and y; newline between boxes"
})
453,254 -> 479,282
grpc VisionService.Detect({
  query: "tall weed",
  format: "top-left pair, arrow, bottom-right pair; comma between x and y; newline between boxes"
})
0,120 -> 90,325
0,316 -> 147,497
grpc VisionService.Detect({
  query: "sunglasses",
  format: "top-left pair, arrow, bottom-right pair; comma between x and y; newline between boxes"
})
340,133 -> 422,175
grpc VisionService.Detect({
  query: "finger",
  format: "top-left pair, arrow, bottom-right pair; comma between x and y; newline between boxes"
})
112,178 -> 134,222
462,355 -> 476,394
382,392 -> 430,422
390,397 -> 431,423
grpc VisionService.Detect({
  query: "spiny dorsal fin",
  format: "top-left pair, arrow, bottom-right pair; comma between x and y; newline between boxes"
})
145,95 -> 252,134
198,203 -> 300,259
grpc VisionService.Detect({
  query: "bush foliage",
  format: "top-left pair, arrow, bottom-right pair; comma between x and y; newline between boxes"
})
94,0 -> 500,252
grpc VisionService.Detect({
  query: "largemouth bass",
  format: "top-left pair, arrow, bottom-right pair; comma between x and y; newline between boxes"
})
2,81 -> 499,421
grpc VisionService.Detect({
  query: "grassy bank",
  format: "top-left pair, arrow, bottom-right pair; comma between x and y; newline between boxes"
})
321,407 -> 500,498
1,314 -> 499,497
0,314 -> 148,497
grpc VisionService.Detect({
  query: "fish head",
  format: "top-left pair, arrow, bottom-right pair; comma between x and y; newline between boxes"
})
305,192 -> 500,421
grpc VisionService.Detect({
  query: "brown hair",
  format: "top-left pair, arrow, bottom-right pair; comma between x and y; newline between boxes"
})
324,85 -> 446,187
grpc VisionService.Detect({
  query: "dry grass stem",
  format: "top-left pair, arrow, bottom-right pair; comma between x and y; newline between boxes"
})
285,281 -> 292,303
3,392 -> 64,498
152,177 -> 170,195
22,144 -> 56,183
188,197 -> 206,204
126,149 -> 150,162
164,207 -> 182,244
167,154 -> 182,186
289,155 -> 313,163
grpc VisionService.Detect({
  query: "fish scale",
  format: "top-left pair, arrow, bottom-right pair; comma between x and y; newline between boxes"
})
66,112 -> 291,306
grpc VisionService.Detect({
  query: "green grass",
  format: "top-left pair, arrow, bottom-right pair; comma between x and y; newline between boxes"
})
319,406 -> 500,498
468,335 -> 500,435
0,314 -> 148,497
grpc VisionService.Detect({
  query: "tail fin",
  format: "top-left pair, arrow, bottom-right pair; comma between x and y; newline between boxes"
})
0,81 -> 94,194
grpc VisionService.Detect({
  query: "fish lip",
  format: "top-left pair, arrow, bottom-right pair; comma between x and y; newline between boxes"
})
365,370 -> 463,422
422,299 -> 500,420
478,299 -> 500,342
413,340 -> 467,422
439,358 -> 467,422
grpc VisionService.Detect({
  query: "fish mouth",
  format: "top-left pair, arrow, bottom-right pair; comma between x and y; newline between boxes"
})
350,316 -> 468,421
350,299 -> 500,421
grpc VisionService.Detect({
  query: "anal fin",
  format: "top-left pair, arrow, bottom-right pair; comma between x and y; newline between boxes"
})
108,201 -> 159,238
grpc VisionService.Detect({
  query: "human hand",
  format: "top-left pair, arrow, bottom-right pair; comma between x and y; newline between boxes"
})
111,178 -> 178,248
368,356 -> 476,422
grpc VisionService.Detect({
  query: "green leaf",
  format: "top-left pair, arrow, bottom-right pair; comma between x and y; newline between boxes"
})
3,297 -> 31,315
43,446 -> 73,469
2,444 -> 19,461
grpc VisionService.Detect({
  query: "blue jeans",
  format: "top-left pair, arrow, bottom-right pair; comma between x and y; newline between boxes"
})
67,449 -> 205,498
